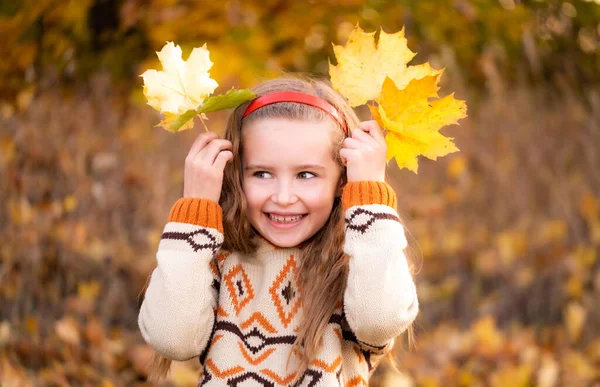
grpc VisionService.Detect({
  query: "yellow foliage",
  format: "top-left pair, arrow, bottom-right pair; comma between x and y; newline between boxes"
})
565,275 -> 583,298
370,76 -> 466,172
78,281 -> 101,302
561,351 -> 598,383
495,231 -> 528,264
9,198 -> 34,225
564,302 -> 587,343
540,219 -> 567,243
575,245 -> 597,268
490,364 -> 532,387
579,191 -> 598,221
447,155 -> 468,179
330,25 -> 467,173
330,26 -> 440,107
63,195 -> 78,213
25,315 -> 38,335
471,316 -> 504,357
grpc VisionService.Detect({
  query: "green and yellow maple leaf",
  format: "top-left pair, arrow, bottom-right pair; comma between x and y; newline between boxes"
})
141,42 -> 255,132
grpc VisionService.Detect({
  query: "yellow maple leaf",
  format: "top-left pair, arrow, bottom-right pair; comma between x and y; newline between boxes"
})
330,25 -> 440,107
370,76 -> 467,173
141,42 -> 218,131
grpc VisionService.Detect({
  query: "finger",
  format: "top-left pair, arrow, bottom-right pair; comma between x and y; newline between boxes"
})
339,148 -> 358,162
351,126 -> 379,146
200,139 -> 233,164
350,126 -> 368,139
188,132 -> 219,157
342,137 -> 363,150
214,150 -> 233,171
359,120 -> 386,144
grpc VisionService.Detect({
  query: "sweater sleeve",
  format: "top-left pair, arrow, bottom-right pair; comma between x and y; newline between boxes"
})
341,181 -> 419,348
138,198 -> 223,361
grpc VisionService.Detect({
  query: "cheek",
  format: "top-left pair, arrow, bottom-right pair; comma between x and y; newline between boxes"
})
301,188 -> 335,209
243,182 -> 267,209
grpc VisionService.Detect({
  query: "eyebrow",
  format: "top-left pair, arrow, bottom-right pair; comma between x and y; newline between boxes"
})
244,164 -> 326,171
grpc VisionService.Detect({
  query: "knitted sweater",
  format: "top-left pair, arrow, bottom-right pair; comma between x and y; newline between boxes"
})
139,181 -> 419,386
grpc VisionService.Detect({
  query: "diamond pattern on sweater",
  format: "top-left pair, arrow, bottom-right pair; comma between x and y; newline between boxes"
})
269,255 -> 302,328
215,321 -> 296,355
161,228 -> 221,253
151,198 -> 414,387
224,265 -> 255,316
345,208 -> 400,234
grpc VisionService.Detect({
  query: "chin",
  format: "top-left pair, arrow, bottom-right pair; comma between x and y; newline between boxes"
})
264,235 -> 304,248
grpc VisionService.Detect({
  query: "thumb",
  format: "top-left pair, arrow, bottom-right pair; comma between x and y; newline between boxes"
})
214,150 -> 234,171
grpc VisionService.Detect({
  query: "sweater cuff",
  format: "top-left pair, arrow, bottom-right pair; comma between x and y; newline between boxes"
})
168,198 -> 224,234
341,181 -> 397,210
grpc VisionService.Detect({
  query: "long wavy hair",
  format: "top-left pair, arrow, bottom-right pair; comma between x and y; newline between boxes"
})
147,76 -> 409,380
220,76 -> 357,378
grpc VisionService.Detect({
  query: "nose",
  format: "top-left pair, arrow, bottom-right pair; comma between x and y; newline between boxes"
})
271,180 -> 298,205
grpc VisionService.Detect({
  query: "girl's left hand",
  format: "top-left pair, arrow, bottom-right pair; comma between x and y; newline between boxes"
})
340,120 -> 387,182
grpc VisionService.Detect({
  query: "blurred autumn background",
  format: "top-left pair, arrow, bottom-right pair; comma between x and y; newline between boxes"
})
1,0 -> 600,386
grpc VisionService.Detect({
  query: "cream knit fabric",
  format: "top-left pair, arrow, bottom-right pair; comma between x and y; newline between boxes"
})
139,182 -> 419,386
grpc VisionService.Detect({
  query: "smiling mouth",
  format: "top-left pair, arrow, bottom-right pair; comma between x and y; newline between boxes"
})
265,213 -> 307,223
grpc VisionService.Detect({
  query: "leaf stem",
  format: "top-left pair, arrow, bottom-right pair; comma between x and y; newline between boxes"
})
199,115 -> 209,132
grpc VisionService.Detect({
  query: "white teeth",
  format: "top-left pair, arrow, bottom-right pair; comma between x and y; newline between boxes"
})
268,214 -> 305,223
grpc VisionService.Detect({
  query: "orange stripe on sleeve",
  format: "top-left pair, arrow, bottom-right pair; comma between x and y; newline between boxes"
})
341,181 -> 397,210
168,198 -> 224,233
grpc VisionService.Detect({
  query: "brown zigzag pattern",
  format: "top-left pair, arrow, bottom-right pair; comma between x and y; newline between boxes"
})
345,208 -> 400,234
227,372 -> 274,386
201,367 -> 323,387
215,321 -> 296,355
161,229 -> 221,253
292,369 -> 323,387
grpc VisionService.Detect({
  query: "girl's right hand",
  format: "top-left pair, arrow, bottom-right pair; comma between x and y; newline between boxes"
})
183,132 -> 233,202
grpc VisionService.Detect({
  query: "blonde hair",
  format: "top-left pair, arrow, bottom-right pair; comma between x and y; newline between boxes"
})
147,76 -> 411,381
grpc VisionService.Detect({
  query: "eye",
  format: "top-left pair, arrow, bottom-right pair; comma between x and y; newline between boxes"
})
253,171 -> 272,179
297,171 -> 316,179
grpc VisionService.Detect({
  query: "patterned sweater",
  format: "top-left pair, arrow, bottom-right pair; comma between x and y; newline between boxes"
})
138,181 -> 419,386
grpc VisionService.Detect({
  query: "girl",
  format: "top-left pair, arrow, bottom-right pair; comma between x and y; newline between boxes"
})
138,77 -> 419,386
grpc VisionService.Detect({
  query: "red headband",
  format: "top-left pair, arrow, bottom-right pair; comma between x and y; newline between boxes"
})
242,91 -> 348,135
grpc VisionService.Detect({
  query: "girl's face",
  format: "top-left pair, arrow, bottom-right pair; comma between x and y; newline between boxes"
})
241,117 -> 343,248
